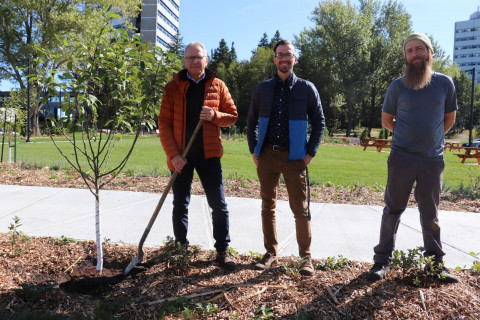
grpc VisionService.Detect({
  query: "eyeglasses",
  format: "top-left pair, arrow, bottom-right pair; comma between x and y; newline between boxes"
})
275,53 -> 295,59
184,56 -> 206,62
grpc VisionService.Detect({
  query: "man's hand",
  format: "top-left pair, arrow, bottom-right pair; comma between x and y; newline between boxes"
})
171,155 -> 186,172
304,154 -> 313,166
200,106 -> 215,122
252,153 -> 259,167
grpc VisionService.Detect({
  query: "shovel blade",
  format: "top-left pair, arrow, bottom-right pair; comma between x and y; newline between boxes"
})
124,255 -> 143,275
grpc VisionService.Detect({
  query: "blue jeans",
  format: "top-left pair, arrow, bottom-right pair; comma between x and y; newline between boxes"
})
171,157 -> 230,252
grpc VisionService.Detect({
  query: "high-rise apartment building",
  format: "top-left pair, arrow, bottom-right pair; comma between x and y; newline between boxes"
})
454,9 -> 480,83
139,0 -> 180,50
114,0 -> 180,51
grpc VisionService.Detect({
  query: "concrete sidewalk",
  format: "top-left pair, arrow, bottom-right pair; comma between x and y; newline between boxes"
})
0,184 -> 478,268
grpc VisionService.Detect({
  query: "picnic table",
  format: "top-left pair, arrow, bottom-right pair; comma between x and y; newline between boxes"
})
361,138 -> 392,152
444,142 -> 462,151
454,147 -> 480,165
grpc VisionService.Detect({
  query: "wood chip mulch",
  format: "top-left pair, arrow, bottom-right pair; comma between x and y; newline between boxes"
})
0,234 -> 479,319
1,163 -> 480,319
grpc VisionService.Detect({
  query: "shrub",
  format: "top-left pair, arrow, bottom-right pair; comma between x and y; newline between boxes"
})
161,236 -> 200,275
316,255 -> 350,271
391,246 -> 440,286
359,128 -> 369,144
8,216 -> 31,256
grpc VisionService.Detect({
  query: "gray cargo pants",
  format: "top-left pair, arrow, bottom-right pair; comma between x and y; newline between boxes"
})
373,151 -> 446,264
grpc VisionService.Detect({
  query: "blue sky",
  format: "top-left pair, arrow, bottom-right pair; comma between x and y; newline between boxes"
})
1,0 -> 479,91
179,0 -> 478,60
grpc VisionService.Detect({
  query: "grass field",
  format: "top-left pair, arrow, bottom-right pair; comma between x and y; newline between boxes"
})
2,135 -> 479,188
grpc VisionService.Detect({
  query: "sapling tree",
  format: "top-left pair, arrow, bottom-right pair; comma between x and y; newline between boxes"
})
0,90 -> 26,162
31,7 -> 181,272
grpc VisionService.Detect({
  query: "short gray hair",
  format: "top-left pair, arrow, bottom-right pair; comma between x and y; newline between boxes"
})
184,42 -> 207,57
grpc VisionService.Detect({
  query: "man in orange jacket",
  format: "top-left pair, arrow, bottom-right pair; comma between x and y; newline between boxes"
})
158,42 -> 238,271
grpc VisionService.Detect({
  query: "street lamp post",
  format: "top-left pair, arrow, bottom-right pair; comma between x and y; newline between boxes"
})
463,68 -> 476,147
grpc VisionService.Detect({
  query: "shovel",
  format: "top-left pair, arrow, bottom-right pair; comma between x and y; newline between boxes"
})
124,120 -> 204,275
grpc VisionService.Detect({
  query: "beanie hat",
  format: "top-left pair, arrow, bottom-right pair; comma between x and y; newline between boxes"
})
403,33 -> 434,54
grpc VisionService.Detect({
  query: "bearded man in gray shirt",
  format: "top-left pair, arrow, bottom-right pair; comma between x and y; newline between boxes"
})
367,33 -> 459,283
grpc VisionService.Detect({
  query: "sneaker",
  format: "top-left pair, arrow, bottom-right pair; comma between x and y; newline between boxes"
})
367,262 -> 390,281
299,256 -> 315,276
255,253 -> 277,270
427,262 -> 460,284
216,249 -> 236,271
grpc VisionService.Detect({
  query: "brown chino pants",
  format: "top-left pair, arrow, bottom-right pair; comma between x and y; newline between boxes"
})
257,146 -> 311,257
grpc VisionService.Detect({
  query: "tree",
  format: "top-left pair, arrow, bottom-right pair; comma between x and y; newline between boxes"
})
209,39 -> 232,71
230,42 -> 238,63
295,30 -> 342,132
234,47 -> 277,130
302,0 -> 371,136
361,0 -> 411,133
166,31 -> 185,58
0,89 -> 27,162
215,60 -> 240,134
258,33 -> 270,48
31,8 -> 181,272
452,71 -> 472,135
0,0 -> 143,137
269,30 -> 282,47
297,0 -> 413,136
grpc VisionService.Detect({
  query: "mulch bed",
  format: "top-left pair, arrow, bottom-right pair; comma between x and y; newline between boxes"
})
1,163 -> 480,319
0,234 -> 479,319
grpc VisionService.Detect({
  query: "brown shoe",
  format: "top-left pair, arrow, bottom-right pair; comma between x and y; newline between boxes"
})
255,252 -> 277,270
216,249 -> 236,271
300,256 -> 314,276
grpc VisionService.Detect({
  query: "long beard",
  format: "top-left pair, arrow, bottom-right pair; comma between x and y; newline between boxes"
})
402,57 -> 433,90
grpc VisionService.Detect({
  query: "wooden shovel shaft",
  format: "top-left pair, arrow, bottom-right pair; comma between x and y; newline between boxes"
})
136,119 -> 204,250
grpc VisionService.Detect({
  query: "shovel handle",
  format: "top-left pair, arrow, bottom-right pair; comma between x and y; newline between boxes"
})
137,120 -> 204,247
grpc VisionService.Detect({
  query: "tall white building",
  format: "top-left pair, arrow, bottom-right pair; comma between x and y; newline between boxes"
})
139,0 -> 180,50
454,9 -> 480,83
114,0 -> 180,51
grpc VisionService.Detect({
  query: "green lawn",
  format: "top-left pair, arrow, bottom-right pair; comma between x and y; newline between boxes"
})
5,136 -> 479,188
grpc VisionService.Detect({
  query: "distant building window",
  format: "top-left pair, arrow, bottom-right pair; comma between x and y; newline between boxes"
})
168,0 -> 179,11
157,36 -> 169,47
158,0 -> 179,22
158,11 -> 178,33
456,27 -> 480,33
158,24 -> 175,41
456,36 -> 480,42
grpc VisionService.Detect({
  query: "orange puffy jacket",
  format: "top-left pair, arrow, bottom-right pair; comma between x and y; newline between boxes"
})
158,69 -> 238,171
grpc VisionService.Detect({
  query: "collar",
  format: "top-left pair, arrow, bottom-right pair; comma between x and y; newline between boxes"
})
186,71 -> 206,84
274,72 -> 295,88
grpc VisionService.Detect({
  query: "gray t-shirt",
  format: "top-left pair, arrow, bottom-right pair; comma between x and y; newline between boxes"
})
382,72 -> 458,160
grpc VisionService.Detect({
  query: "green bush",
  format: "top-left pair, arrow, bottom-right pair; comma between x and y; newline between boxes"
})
316,255 -> 349,271
161,236 -> 200,275
359,128 -> 369,144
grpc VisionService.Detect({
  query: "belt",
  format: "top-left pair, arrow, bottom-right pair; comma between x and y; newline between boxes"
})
266,144 -> 289,151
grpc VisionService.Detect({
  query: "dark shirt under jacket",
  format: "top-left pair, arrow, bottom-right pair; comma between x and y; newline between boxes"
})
185,77 -> 205,161
266,74 -> 292,147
